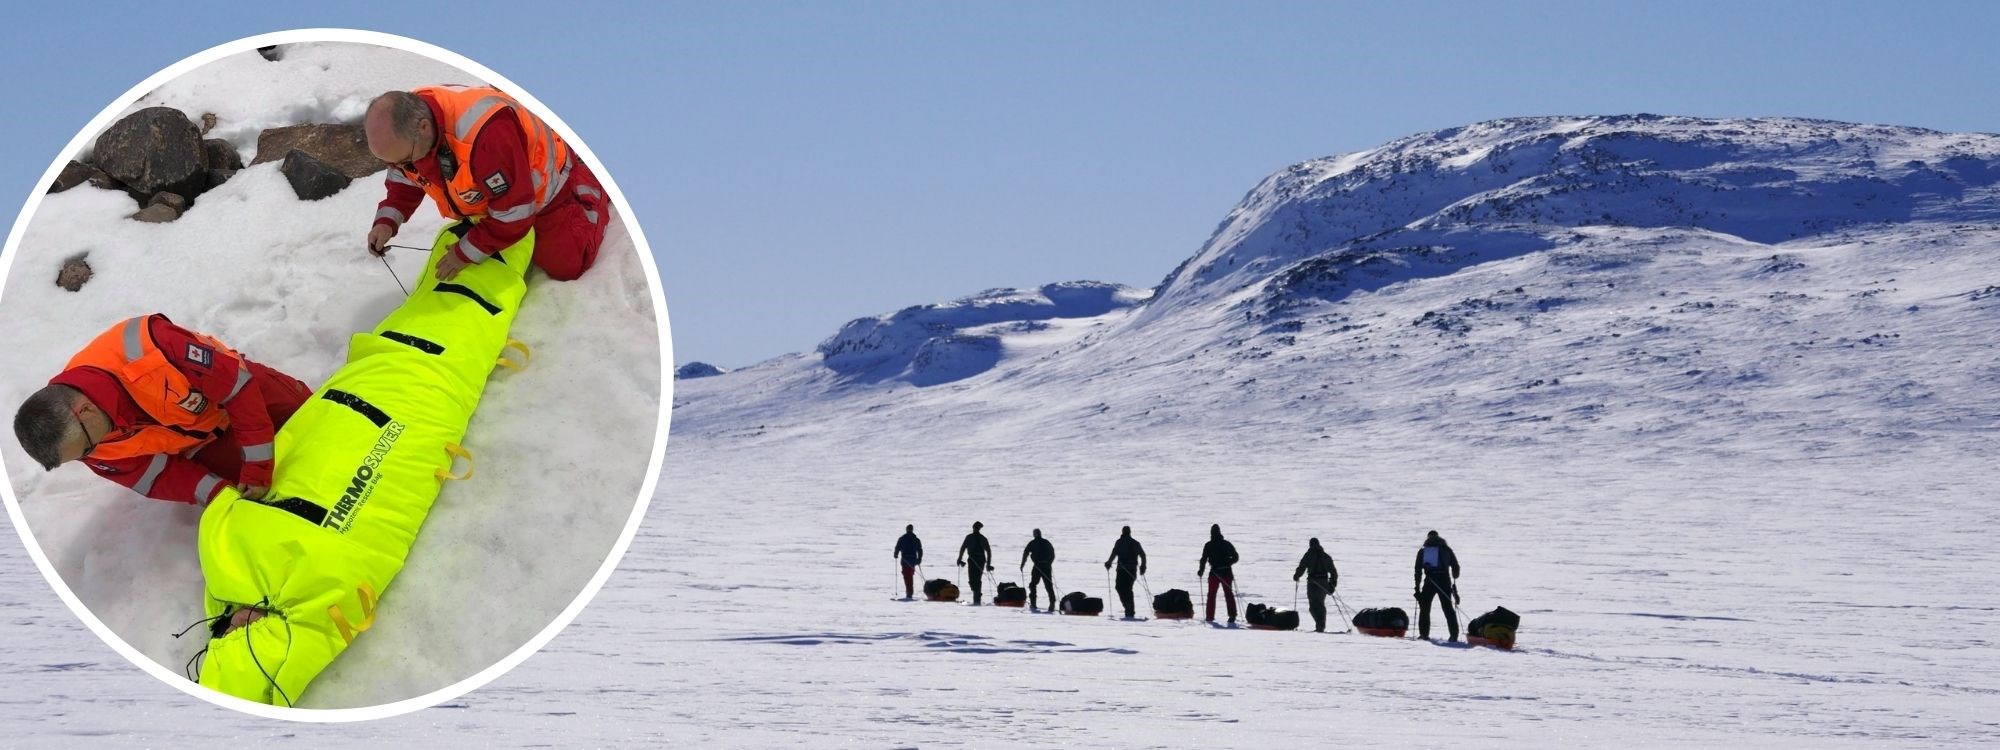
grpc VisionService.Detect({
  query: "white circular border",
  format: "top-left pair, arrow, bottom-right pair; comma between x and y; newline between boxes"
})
0,28 -> 674,722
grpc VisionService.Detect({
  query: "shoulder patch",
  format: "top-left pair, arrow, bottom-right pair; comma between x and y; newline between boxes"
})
457,188 -> 485,204
184,342 -> 212,367
90,462 -> 119,473
483,171 -> 510,197
178,390 -> 208,414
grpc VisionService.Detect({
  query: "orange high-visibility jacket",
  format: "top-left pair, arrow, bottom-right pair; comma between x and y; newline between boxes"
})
64,315 -> 236,460
395,85 -> 573,222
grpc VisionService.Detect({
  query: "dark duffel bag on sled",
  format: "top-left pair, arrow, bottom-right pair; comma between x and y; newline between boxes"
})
1153,588 -> 1194,618
1245,603 -> 1300,630
1466,606 -> 1520,649
1059,591 -> 1103,615
1352,607 -> 1410,637
994,582 -> 1027,606
923,579 -> 960,601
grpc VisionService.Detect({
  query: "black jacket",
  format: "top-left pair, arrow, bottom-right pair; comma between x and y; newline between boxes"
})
894,532 -> 922,565
958,532 -> 992,566
1021,538 -> 1055,569
1295,547 -> 1337,585
1414,539 -> 1459,588
1200,539 -> 1239,578
1105,536 -> 1147,573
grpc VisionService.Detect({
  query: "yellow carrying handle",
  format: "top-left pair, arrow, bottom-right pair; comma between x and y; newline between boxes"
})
329,582 -> 378,644
494,339 -> 533,371
435,443 -> 474,481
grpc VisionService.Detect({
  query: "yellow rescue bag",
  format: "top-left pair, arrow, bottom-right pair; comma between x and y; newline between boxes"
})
195,224 -> 532,706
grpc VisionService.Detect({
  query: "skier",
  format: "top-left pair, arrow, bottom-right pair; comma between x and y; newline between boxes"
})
1020,529 -> 1057,610
956,521 -> 995,605
1414,530 -> 1462,641
1293,538 -> 1339,632
1102,526 -> 1148,619
1198,524 -> 1241,625
363,85 -> 608,282
13,314 -> 314,506
893,525 -> 923,600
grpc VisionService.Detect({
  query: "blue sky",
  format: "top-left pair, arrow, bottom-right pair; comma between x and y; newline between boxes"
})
1,2 -> 1996,367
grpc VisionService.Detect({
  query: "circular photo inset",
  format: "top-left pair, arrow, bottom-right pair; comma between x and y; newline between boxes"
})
0,31 -> 668,717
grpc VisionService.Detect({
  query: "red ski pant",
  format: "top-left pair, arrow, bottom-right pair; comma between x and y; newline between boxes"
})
901,565 -> 916,598
1206,574 -> 1238,621
529,160 -> 610,281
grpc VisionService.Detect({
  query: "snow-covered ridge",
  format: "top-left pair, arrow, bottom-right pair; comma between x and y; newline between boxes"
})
1147,115 -> 2000,318
816,281 -> 1147,386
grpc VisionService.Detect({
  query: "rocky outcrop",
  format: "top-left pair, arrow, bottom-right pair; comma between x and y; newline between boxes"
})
676,362 -> 728,380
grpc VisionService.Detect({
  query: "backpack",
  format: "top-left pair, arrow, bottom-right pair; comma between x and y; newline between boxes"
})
1152,588 -> 1193,615
994,582 -> 1026,604
923,579 -> 959,601
1059,591 -> 1103,615
1467,606 -> 1520,642
1352,607 -> 1410,630
1246,603 -> 1300,630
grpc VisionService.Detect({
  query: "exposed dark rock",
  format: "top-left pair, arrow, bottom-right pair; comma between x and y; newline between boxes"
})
202,139 -> 243,171
199,112 -> 217,136
257,45 -> 282,62
57,254 -> 92,292
91,107 -> 207,200
49,161 -> 97,193
253,123 -> 384,178
280,149 -> 352,200
676,362 -> 727,379
148,191 -> 187,212
132,203 -> 181,223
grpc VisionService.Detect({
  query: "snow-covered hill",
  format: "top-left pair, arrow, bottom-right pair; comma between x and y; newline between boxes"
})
659,116 -> 2000,744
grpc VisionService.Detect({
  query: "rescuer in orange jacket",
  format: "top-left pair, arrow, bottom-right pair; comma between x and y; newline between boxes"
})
362,84 -> 609,282
12,315 -> 314,506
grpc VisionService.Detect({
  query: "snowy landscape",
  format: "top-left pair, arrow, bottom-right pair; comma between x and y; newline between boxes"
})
5,110 -> 2000,745
0,43 -> 663,710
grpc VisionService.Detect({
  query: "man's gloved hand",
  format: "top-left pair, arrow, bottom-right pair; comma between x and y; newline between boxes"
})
1454,590 -> 1462,605
987,565 -> 994,572
239,485 -> 269,501
957,561 -> 966,567
1104,561 -> 1112,570
1294,574 -> 1302,582
1139,565 -> 1146,575
367,223 -> 395,256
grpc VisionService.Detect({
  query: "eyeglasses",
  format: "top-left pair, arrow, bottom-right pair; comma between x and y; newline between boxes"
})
72,406 -> 98,462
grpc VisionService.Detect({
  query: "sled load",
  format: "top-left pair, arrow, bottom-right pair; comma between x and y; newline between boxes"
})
993,582 -> 1026,607
196,224 -> 533,706
923,579 -> 960,602
1351,607 -> 1410,638
1465,606 -> 1520,650
1245,603 -> 1300,631
1059,591 -> 1104,616
1152,588 -> 1194,619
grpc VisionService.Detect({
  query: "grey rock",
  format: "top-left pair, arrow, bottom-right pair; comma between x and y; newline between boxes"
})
201,139 -> 241,171
56,254 -> 92,292
50,161 -> 95,193
132,203 -> 181,223
280,149 -> 352,200
91,107 -> 207,199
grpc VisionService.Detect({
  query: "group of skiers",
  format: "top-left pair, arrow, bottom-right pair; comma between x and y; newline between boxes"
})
894,523 -> 1469,640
